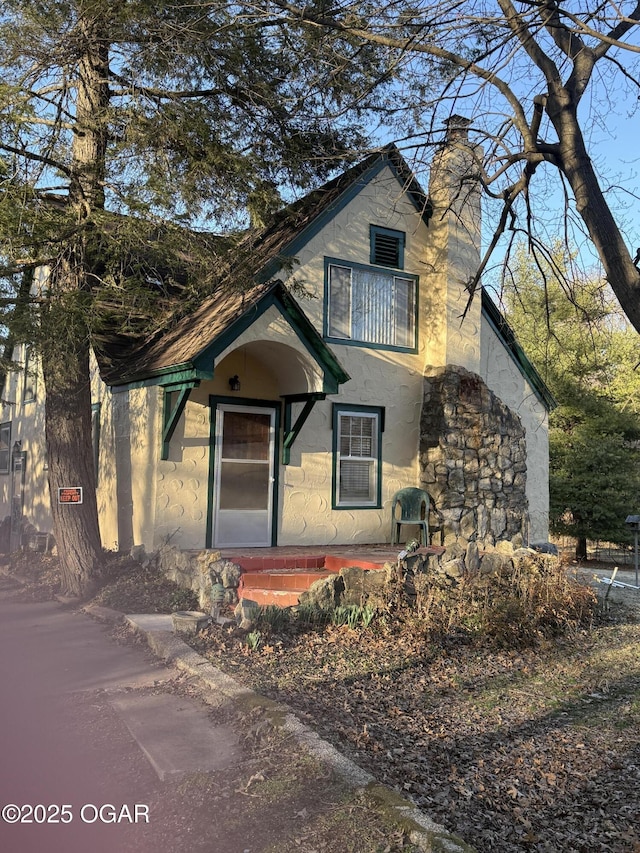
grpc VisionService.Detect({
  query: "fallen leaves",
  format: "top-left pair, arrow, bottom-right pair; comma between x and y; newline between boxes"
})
194,612 -> 640,852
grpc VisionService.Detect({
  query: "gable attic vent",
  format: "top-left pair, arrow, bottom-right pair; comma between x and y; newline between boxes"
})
370,226 -> 405,269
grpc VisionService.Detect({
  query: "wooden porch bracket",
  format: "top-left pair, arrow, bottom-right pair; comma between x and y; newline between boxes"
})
161,381 -> 199,460
281,392 -> 326,464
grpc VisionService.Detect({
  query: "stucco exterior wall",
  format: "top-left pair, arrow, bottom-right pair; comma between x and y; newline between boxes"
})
143,164 -> 441,549
261,165 -> 432,545
123,158 -> 550,552
91,358 -> 117,550
91,354 -> 161,553
480,312 -> 550,542
214,305 -> 326,396
425,132 -> 483,374
0,344 -> 51,538
154,385 -> 210,551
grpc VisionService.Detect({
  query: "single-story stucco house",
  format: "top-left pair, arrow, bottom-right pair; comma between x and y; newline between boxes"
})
0,122 -> 554,556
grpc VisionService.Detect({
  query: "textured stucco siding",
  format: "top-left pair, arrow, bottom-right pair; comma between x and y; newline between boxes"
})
215,305 -> 326,395
268,165 -> 431,545
425,140 -> 483,374
154,386 -> 209,551
480,313 -> 550,543
146,164 -> 438,549
0,344 -> 51,535
92,357 -> 118,550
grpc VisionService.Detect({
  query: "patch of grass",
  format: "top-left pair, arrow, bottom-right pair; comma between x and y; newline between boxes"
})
263,787 -> 422,853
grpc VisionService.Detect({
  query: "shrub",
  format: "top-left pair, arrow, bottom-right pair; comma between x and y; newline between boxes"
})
256,604 -> 291,631
413,553 -> 597,647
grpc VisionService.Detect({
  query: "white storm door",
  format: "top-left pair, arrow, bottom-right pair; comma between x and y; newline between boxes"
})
213,404 -> 276,547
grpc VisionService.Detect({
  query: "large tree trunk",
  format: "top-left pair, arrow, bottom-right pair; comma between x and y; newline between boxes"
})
546,91 -> 640,334
43,339 -> 103,598
41,11 -> 109,597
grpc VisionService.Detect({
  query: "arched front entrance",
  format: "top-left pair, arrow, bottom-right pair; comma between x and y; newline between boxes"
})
208,340 -> 330,548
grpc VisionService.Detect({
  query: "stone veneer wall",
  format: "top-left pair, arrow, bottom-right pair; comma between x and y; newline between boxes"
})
420,365 -> 528,547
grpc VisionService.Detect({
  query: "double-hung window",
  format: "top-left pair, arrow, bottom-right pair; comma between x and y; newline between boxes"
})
326,260 -> 417,349
333,405 -> 383,508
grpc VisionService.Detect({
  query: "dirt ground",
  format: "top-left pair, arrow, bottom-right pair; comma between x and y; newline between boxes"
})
188,565 -> 640,853
4,552 -> 640,852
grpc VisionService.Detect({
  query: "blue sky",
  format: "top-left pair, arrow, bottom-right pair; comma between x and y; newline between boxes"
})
473,94 -> 640,301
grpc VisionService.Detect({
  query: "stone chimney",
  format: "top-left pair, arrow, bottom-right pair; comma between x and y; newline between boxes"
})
418,118 -> 529,548
444,114 -> 472,142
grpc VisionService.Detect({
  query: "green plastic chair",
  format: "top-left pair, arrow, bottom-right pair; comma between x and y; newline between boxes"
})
390,487 -> 430,546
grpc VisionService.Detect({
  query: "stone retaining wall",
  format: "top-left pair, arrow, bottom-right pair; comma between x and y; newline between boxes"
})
299,541 -> 559,610
134,545 -> 242,612
420,365 -> 528,548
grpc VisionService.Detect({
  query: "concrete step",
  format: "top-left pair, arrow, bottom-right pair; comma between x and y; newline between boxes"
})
239,569 -> 338,608
238,587 -> 303,608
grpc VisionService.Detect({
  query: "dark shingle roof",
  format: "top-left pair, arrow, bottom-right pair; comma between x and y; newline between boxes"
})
96,145 -> 428,386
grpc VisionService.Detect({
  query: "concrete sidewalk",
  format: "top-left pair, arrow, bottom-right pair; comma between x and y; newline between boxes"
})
0,568 -> 474,852
99,607 -> 473,852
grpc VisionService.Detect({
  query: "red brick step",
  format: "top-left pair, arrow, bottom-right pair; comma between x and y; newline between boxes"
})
238,569 -> 336,608
221,545 -> 445,609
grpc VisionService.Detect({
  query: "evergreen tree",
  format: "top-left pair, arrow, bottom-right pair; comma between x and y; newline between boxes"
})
0,1 -> 392,595
503,245 -> 640,559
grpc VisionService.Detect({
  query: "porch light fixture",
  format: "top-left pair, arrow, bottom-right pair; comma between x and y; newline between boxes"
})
228,375 -> 241,392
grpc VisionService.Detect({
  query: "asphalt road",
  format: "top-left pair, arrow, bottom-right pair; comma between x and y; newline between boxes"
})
0,598 -> 179,853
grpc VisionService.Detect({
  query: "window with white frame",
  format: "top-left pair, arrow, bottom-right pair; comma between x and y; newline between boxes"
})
333,405 -> 383,507
326,260 -> 417,349
0,422 -> 11,474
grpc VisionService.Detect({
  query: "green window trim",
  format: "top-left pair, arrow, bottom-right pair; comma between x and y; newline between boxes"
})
332,404 -> 384,509
370,225 -> 405,269
324,257 -> 418,353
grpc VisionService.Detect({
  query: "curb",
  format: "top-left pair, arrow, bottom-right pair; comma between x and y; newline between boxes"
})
120,613 -> 475,853
82,602 -> 126,624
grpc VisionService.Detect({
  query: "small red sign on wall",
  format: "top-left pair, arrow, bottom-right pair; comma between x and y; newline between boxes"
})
58,487 -> 83,505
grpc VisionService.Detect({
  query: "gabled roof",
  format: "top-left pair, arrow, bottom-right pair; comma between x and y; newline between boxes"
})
100,280 -> 349,394
96,145 -> 428,388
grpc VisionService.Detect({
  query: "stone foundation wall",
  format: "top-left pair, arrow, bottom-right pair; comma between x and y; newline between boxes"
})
420,365 -> 528,548
137,545 -> 242,612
